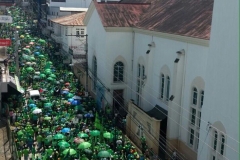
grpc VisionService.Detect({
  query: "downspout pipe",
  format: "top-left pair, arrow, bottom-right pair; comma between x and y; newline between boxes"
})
131,30 -> 135,99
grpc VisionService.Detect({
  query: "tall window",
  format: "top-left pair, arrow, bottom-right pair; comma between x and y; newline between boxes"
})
211,130 -> 226,160
136,64 -> 145,106
166,76 -> 170,101
93,56 -> 97,91
160,74 -> 164,99
193,88 -> 198,105
189,87 -> 204,151
159,73 -> 170,103
113,61 -> 124,82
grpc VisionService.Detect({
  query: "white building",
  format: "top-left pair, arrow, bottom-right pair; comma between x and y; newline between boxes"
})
50,12 -> 86,64
41,0 -> 90,36
83,0 -> 239,160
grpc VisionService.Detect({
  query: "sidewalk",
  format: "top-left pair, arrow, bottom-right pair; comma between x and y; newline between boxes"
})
0,119 -> 12,160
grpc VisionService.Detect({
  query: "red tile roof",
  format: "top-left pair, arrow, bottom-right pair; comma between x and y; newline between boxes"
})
94,0 -> 214,40
51,12 -> 86,26
94,1 -> 150,27
135,0 -> 214,39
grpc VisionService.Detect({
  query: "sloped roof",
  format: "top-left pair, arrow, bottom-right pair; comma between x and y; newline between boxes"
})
60,7 -> 88,12
136,0 -> 214,39
51,12 -> 86,26
94,1 -> 150,27
93,0 -> 214,40
146,105 -> 167,120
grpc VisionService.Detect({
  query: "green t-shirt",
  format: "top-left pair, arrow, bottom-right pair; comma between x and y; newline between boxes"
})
37,135 -> 42,142
23,149 -> 29,155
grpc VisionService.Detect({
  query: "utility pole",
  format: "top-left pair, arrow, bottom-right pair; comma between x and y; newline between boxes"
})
14,31 -> 20,78
65,34 -> 88,92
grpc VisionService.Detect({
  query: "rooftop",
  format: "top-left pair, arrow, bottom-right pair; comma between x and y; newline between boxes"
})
51,12 -> 86,26
94,1 -> 150,27
59,7 -> 88,12
94,0 -> 214,40
136,0 -> 214,39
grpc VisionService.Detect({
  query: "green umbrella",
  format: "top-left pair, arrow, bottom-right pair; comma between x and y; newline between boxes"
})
44,116 -> 51,120
66,93 -> 74,98
30,56 -> 35,61
40,73 -> 46,78
103,132 -> 113,139
44,102 -> 52,107
47,77 -> 54,81
45,70 -> 52,75
98,151 -> 111,158
45,135 -> 53,141
78,142 -> 91,149
53,134 -> 65,140
26,67 -> 34,72
45,69 -> 51,72
17,130 -> 24,136
47,61 -> 53,65
62,148 -> 76,156
49,74 -> 56,78
90,130 -> 100,136
58,141 -> 70,148
38,54 -> 45,58
78,133 -> 89,138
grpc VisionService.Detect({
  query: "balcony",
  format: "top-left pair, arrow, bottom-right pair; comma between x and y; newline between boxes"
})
51,33 -> 62,43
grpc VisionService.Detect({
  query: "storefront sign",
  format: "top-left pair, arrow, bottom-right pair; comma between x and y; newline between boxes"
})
0,39 -> 11,46
0,15 -> 12,23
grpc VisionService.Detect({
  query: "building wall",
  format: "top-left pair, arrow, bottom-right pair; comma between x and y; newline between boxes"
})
198,0 -> 239,160
85,1 -> 239,160
126,101 -> 161,155
49,0 -> 91,8
87,7 -> 107,96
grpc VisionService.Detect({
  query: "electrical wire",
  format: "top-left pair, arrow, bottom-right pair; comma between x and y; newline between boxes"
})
89,46 -> 240,151
82,48 -> 239,158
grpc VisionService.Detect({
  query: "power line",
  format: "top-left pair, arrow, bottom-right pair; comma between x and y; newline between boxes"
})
85,48 -> 239,158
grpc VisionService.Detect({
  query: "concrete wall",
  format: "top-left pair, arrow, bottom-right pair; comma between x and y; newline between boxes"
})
198,0 -> 239,160
126,101 -> 161,155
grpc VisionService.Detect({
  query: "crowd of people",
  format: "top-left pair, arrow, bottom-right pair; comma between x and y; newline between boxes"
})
1,6 -> 149,160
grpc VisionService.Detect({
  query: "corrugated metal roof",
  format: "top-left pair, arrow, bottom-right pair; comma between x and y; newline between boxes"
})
94,0 -> 214,40
60,7 -> 88,12
51,12 -> 86,26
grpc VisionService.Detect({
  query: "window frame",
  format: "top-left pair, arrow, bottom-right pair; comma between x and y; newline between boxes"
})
160,74 -> 165,99
188,87 -> 204,151
113,61 -> 124,83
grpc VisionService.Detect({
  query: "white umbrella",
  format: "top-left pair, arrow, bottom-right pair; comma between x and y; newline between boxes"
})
35,71 -> 40,75
72,96 -> 81,100
32,108 -> 42,114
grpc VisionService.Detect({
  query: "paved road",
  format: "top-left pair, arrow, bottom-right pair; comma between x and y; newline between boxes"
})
0,119 -> 11,160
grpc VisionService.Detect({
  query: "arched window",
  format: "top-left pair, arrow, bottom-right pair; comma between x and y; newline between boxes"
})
166,76 -> 170,101
160,74 -> 165,99
189,86 -> 204,151
113,61 -> 124,82
192,88 -> 198,105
